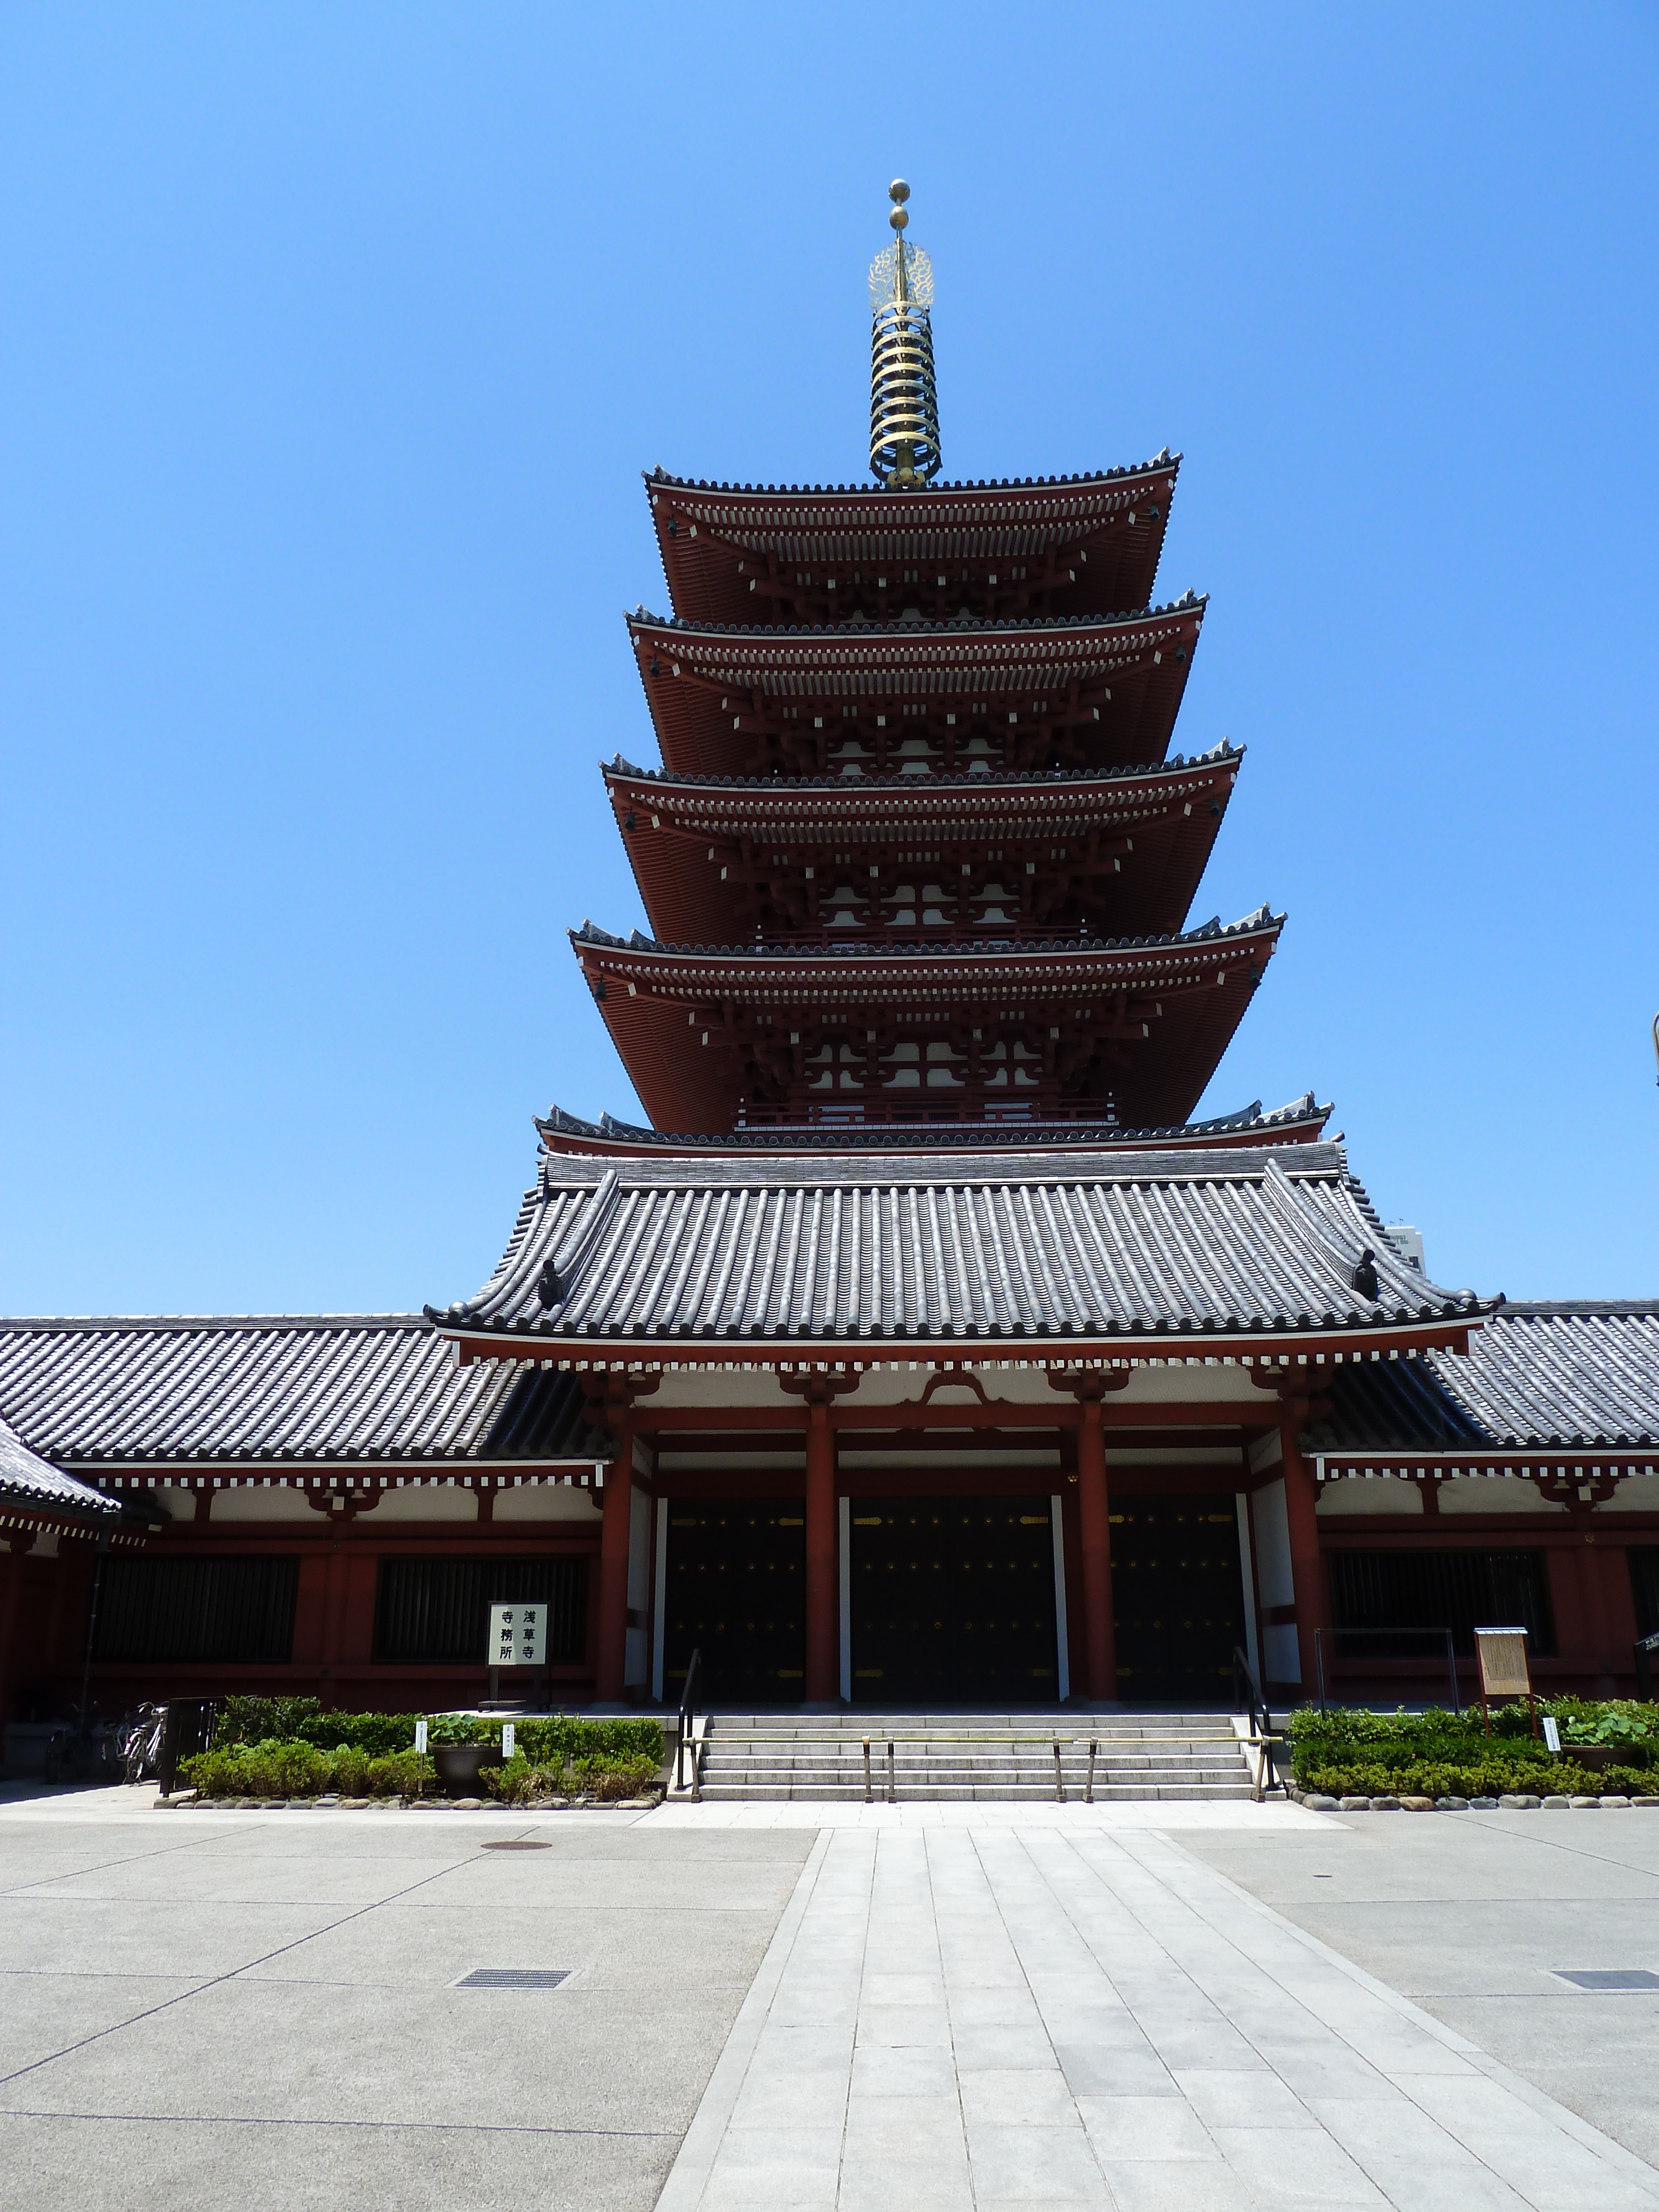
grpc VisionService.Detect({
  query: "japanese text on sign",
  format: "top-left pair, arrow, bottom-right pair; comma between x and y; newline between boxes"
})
488,1603 -> 546,1667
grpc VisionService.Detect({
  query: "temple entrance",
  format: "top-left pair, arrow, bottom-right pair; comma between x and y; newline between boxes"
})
1110,1494 -> 1247,1702
848,1496 -> 1060,1704
661,1498 -> 805,1706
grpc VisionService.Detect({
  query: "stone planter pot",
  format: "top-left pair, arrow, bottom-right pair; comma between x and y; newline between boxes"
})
1563,1743 -> 1648,1774
432,1743 -> 502,1796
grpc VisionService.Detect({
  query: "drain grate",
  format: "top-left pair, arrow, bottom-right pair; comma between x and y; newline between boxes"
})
1551,1969 -> 1659,1991
480,1840 -> 551,1851
457,1968 -> 573,1990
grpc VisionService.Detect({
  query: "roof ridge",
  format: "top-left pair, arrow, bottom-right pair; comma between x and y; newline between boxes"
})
644,456 -> 1181,497
570,903 -> 1282,959
599,743 -> 1242,792
0,1312 -> 433,1333
627,592 -> 1206,639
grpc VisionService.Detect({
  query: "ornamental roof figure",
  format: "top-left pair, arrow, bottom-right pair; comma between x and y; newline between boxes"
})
870,180 -> 941,488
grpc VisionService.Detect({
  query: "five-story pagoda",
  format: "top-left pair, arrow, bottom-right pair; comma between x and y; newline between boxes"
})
564,182 -> 1307,1155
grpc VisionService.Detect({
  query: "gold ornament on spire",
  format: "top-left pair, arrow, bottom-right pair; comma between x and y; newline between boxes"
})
869,178 -> 940,488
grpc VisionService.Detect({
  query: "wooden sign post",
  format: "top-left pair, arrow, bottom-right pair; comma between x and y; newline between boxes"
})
1474,1626 -> 1538,1737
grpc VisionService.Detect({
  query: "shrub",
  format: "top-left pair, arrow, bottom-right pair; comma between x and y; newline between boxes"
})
1289,1699 -> 1659,1798
213,1705 -> 666,1766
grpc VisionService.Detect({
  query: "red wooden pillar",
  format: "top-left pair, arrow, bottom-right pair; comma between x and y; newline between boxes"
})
594,1412 -> 634,1705
1076,1397 -> 1118,1702
1281,1410 -> 1331,1695
805,1397 -> 838,1704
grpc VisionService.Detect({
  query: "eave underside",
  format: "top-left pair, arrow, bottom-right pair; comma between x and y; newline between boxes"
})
650,463 -> 1179,628
571,924 -> 1279,1136
629,605 -> 1203,781
604,754 -> 1238,947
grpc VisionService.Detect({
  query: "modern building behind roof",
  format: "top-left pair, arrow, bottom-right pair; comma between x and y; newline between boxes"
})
1,186 -> 1654,1725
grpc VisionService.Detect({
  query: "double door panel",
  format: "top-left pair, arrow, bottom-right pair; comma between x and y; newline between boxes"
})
662,1498 -> 805,1706
1111,1494 -> 1246,1699
850,1495 -> 1059,1704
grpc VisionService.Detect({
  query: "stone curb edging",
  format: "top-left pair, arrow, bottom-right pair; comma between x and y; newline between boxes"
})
1286,1785 -> 1659,1813
153,1790 -> 664,1813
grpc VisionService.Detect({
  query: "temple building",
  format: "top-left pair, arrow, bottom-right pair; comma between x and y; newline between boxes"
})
1,184 -> 1656,1726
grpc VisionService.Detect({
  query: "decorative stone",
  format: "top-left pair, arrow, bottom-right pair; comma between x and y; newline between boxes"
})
1371,1796 -> 1402,1811
1599,1795 -> 1631,1809
1499,1795 -> 1540,1810
1437,1796 -> 1470,1810
452,1797 -> 483,1811
1569,1796 -> 1599,1809
1339,1797 -> 1370,1812
1541,1796 -> 1569,1808
1632,1797 -> 1659,1809
1468,1797 -> 1499,1809
1304,1794 -> 1338,1812
1400,1796 -> 1435,1812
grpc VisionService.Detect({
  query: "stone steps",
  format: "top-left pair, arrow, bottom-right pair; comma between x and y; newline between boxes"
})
679,1712 -> 1260,1803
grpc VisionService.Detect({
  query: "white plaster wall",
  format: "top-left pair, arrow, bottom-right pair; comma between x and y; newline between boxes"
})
209,1488 -> 317,1524
1250,1477 -> 1298,1686
645,1359 -> 1280,1413
1316,1479 -> 1422,1517
1438,1479 -> 1564,1516
1249,1431 -> 1284,1474
1603,1475 -> 1659,1512
152,1486 -> 200,1522
371,1487 -> 478,1524
493,1486 -> 602,1524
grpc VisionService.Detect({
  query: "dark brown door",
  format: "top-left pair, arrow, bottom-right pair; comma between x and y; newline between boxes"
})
662,1499 -> 805,1706
1110,1495 -> 1246,1700
849,1496 -> 1058,1704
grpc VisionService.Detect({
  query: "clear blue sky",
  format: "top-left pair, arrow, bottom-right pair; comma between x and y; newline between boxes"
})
3,6 -> 1656,1316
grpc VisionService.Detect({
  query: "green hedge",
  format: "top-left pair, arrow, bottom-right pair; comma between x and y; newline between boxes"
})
214,1697 -> 662,1767
1289,1700 -> 1659,1798
182,1735 -> 664,1802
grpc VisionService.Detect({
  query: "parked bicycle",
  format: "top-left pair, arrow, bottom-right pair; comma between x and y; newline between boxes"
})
119,1703 -> 166,1786
40,1711 -> 124,1786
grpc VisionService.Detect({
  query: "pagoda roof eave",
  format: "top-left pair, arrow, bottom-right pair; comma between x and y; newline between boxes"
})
534,1091 -> 1334,1160
625,594 -> 1206,644
568,909 -> 1283,1135
644,455 -> 1181,501
629,598 -> 1208,780
570,905 -> 1281,967
600,740 -> 1242,798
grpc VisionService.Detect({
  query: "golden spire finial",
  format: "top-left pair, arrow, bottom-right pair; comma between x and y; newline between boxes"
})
869,179 -> 940,489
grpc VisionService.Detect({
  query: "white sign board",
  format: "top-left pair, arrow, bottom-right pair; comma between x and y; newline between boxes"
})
489,1603 -> 546,1668
414,1719 -> 428,1754
502,1723 -> 516,1760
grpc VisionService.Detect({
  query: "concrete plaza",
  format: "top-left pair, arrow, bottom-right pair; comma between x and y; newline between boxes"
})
2,1789 -> 1658,2209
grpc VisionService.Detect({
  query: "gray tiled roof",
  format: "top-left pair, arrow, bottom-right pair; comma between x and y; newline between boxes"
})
645,457 -> 1179,497
535,1093 -> 1332,1157
0,1413 -> 124,1521
1309,1303 -> 1659,1453
431,1144 -> 1486,1348
0,1316 -> 613,1468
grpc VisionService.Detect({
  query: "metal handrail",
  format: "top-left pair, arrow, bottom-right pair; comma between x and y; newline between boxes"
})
1232,1645 -> 1277,1801
1313,1626 -> 1460,1716
675,1647 -> 705,1794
